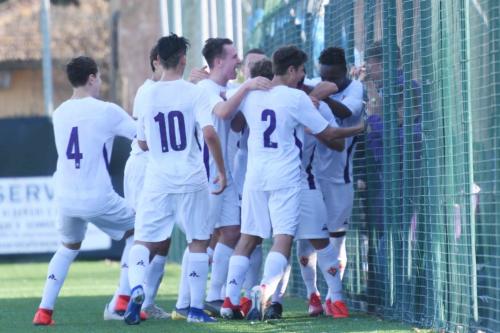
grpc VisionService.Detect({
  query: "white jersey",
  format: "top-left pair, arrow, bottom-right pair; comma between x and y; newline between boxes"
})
234,85 -> 329,191
313,79 -> 364,184
197,79 -> 235,188
137,79 -> 217,193
52,97 -> 136,216
300,102 -> 339,190
130,79 -> 154,155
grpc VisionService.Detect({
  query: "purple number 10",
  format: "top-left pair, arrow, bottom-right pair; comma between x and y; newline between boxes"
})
262,109 -> 278,148
66,126 -> 83,169
154,111 -> 187,152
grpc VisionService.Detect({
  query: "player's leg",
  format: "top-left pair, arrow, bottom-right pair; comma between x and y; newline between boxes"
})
240,239 -> 263,316
172,246 -> 190,320
266,263 -> 291,319
297,239 -> 319,299
33,216 -> 84,326
206,185 -> 240,315
142,238 -> 171,319
222,188 -> 268,319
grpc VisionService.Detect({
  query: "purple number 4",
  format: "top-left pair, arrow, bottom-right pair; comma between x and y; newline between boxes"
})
66,126 -> 83,169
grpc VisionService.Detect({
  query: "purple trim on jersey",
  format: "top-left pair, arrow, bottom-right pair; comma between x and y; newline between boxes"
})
203,142 -> 210,179
103,144 -> 110,174
294,130 -> 303,159
343,136 -> 358,184
306,146 -> 317,190
194,128 -> 202,151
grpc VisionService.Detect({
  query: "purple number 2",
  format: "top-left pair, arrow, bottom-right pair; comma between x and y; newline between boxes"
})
66,126 -> 83,169
262,109 -> 278,148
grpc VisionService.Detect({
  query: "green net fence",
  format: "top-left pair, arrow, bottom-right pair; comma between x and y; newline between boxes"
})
242,1 -> 499,332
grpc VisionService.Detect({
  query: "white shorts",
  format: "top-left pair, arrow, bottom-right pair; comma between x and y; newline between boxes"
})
241,186 -> 300,239
58,194 -> 135,244
123,153 -> 147,210
319,180 -> 354,232
295,189 -> 329,240
135,188 -> 211,243
210,183 -> 240,228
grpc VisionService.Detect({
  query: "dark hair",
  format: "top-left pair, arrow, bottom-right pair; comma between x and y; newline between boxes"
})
272,45 -> 308,75
244,48 -> 265,58
149,44 -> 159,72
157,33 -> 190,69
318,47 -> 347,69
250,59 -> 273,80
66,56 -> 98,87
202,38 -> 233,69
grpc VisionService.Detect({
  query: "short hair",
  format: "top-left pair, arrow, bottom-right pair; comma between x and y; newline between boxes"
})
318,47 -> 347,68
66,56 -> 98,87
272,45 -> 308,76
149,44 -> 159,72
244,48 -> 265,58
157,34 -> 190,69
202,38 -> 233,69
250,59 -> 273,80
364,41 -> 383,62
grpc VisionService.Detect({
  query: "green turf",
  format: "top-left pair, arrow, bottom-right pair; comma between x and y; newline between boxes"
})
0,260 -> 419,332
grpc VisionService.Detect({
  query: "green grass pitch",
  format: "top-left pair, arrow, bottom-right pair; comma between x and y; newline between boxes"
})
0,260 -> 420,333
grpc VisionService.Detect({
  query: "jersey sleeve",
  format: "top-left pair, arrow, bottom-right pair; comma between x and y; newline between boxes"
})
292,92 -> 329,135
132,84 -> 148,119
194,89 -> 215,129
318,101 -> 339,128
136,113 -> 145,141
107,103 -> 136,139
339,81 -> 364,117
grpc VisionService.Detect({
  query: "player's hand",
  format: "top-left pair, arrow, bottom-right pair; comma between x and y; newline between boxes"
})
309,95 -> 320,109
310,81 -> 338,100
350,63 -> 367,81
211,172 -> 227,195
244,76 -> 272,91
189,66 -> 209,84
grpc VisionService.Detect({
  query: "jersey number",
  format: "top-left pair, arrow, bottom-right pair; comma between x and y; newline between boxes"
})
262,109 -> 278,148
154,111 -> 187,152
66,126 -> 83,169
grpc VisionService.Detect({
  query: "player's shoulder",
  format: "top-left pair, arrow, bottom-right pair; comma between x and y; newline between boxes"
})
347,79 -> 364,94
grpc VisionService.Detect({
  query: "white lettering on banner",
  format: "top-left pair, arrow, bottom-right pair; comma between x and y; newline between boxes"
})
0,176 -> 111,254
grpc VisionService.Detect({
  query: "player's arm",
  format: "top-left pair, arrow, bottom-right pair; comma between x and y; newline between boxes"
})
202,126 -> 227,195
109,103 -> 136,140
315,120 -> 365,147
230,111 -> 246,132
213,76 -> 272,119
320,135 -> 344,151
136,113 -> 149,151
189,66 -> 209,84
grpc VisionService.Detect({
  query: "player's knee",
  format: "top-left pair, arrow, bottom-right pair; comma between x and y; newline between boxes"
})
219,225 -> 241,247
62,242 -> 82,251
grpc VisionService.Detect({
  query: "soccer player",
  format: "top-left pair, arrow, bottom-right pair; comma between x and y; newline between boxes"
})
104,44 -> 171,321
33,56 -> 137,326
198,38 -> 271,316
221,45 -> 363,320
297,47 -> 364,311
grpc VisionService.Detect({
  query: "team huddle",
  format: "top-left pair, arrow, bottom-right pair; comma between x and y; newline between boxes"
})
32,33 -> 365,326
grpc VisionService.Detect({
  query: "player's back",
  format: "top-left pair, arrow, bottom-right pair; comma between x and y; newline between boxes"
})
241,85 -> 327,191
52,97 -> 135,216
140,79 -> 213,193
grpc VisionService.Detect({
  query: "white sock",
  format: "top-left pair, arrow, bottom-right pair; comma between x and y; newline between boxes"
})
128,244 -> 150,290
175,248 -> 190,309
207,246 -> 214,263
297,240 -> 319,296
143,254 -> 166,308
260,251 -> 288,303
330,235 -> 347,280
317,243 -> 343,301
271,263 -> 291,304
109,236 -> 133,309
242,245 -> 262,297
39,246 -> 79,309
225,255 -> 250,305
206,243 -> 233,301
187,252 -> 209,309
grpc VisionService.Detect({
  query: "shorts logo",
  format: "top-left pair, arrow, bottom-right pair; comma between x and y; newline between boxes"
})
327,267 -> 338,277
299,256 -> 309,267
136,260 -> 145,267
322,224 -> 328,231
121,263 -> 128,269
229,278 -> 237,285
189,271 -> 200,278
48,274 -> 57,281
